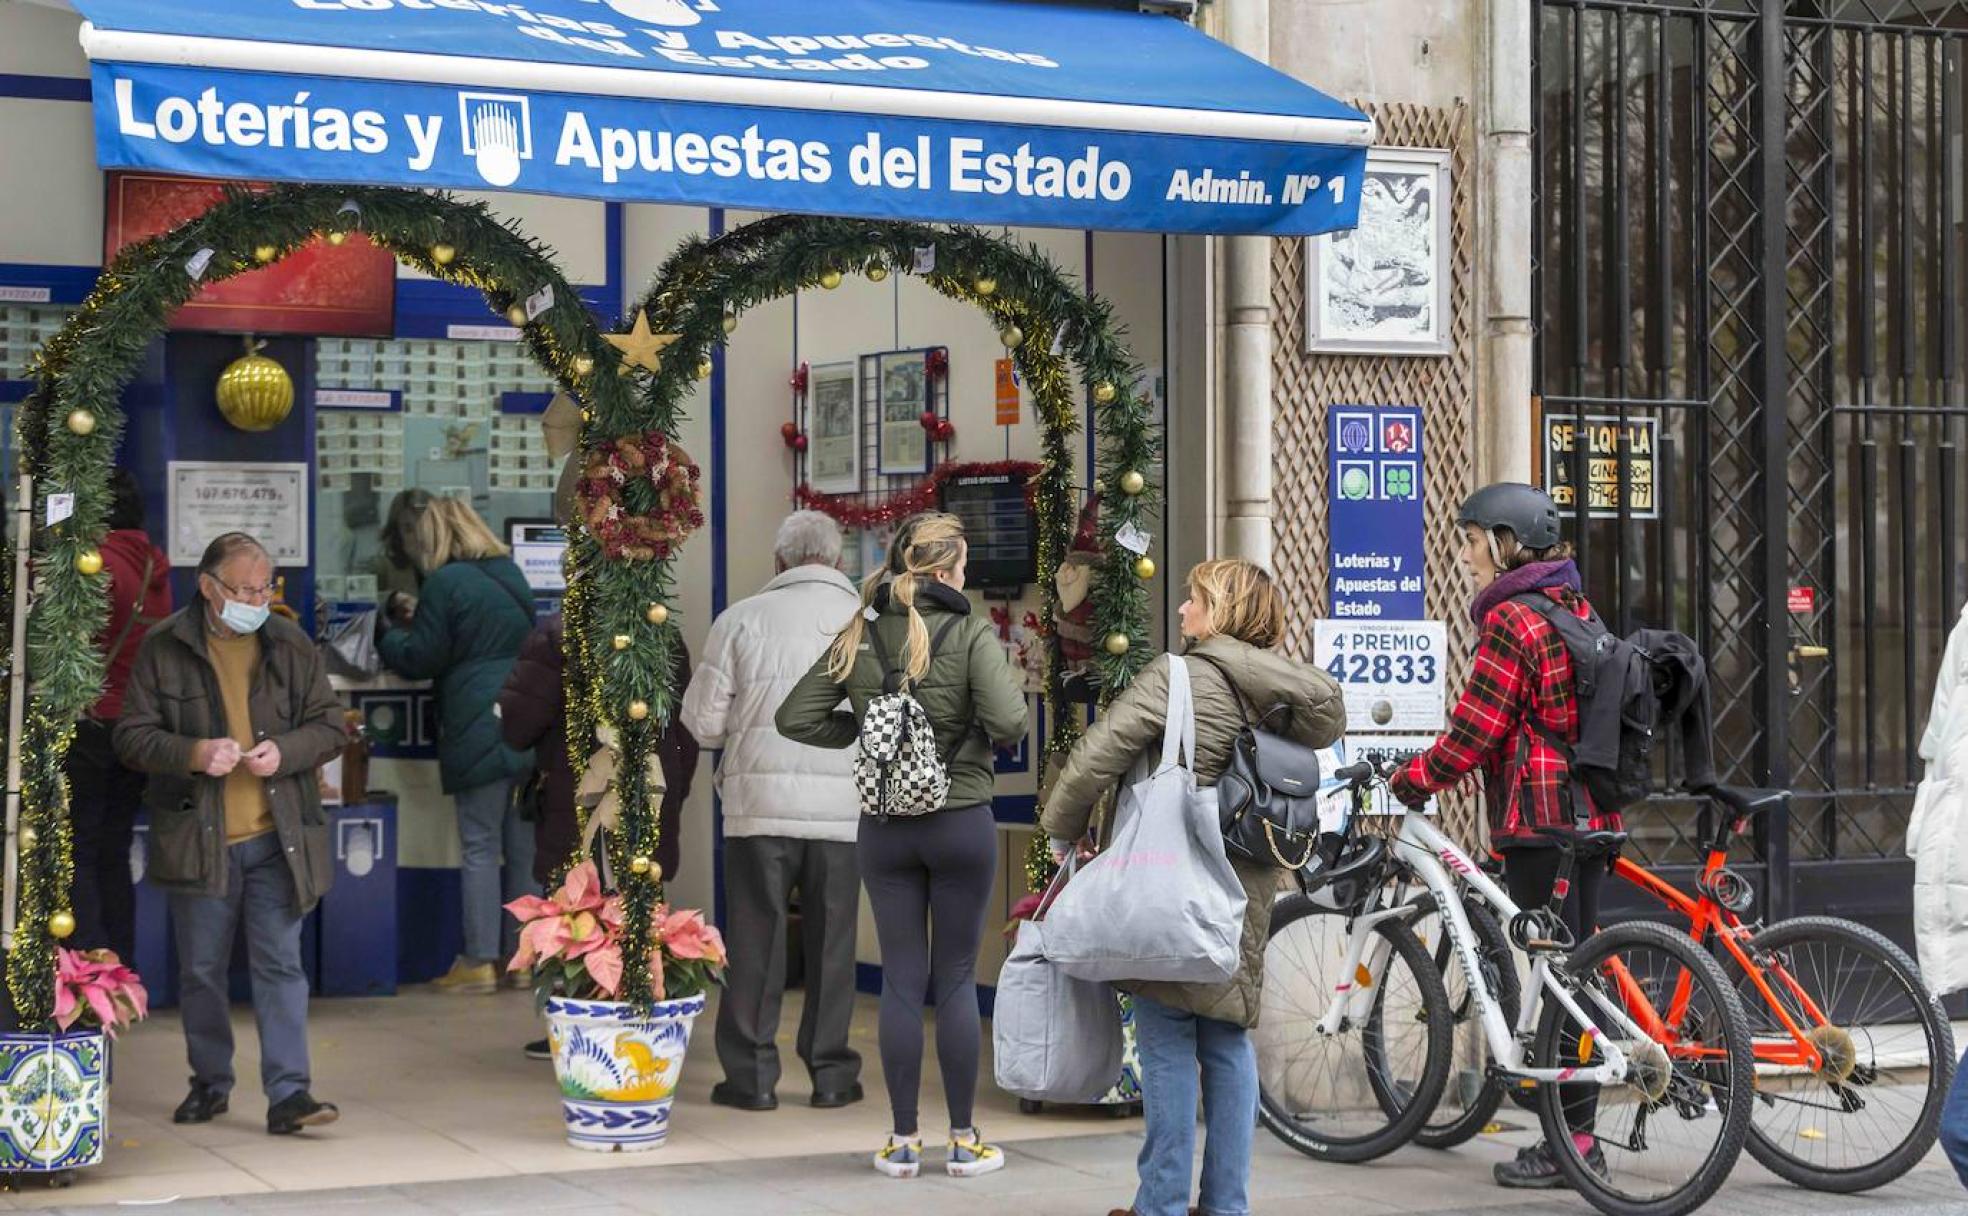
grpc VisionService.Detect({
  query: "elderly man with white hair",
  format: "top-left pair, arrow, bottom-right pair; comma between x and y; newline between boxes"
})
683,511 -> 865,1112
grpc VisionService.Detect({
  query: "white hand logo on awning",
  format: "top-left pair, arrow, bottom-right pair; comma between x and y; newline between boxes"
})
600,0 -> 703,26
458,93 -> 533,188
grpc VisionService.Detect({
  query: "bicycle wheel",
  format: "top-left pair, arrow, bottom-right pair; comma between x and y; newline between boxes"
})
1255,894 -> 1452,1163
1407,896 -> 1520,1149
1533,920 -> 1754,1216
1732,915 -> 1953,1193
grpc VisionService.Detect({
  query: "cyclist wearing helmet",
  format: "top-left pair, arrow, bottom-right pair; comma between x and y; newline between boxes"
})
1388,482 -> 1618,1191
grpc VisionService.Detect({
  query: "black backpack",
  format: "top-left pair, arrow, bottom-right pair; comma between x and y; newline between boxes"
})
1509,594 -> 1713,815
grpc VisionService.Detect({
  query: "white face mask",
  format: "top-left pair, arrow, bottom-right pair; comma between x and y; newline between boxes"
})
219,599 -> 270,634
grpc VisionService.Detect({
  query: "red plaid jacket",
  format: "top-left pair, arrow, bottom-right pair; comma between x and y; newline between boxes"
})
1390,587 -> 1620,845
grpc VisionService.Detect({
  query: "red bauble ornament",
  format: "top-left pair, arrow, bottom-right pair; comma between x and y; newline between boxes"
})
789,362 -> 810,395
919,411 -> 938,431
936,419 -> 957,441
792,434 -> 809,451
925,348 -> 949,379
780,420 -> 799,444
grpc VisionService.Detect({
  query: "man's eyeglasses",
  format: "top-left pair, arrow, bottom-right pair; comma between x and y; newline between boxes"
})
210,576 -> 275,602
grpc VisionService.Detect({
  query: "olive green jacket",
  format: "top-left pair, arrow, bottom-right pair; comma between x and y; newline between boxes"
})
1041,637 -> 1346,1027
776,581 -> 1028,811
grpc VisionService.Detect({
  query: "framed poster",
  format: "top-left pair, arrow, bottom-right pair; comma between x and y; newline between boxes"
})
1305,148 -> 1452,356
807,360 -> 860,494
877,350 -> 931,475
167,462 -> 310,567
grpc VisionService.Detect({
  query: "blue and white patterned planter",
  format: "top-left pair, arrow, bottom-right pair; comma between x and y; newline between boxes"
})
546,994 -> 704,1153
0,1029 -> 106,1171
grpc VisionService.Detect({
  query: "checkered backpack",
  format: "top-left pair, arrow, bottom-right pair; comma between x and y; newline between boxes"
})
855,615 -> 964,820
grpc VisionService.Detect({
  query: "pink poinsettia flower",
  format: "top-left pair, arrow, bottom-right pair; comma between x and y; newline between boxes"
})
54,948 -> 149,1037
655,907 -> 726,966
505,861 -> 615,972
585,943 -> 624,998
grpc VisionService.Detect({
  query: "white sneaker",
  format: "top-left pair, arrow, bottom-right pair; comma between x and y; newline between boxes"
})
945,1128 -> 1006,1178
873,1133 -> 922,1178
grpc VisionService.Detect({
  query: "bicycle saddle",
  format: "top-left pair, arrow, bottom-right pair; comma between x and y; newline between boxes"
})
1698,785 -> 1787,817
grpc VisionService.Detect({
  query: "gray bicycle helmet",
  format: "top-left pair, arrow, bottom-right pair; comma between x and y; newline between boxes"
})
1456,483 -> 1562,550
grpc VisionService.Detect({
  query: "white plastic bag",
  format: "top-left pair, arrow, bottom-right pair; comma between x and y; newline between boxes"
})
1045,658 -> 1246,985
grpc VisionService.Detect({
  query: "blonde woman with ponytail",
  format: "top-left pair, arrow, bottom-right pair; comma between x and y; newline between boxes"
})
777,512 -> 1028,1182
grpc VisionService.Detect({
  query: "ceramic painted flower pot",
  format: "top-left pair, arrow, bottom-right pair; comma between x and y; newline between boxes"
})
0,1029 -> 107,1171
545,993 -> 704,1152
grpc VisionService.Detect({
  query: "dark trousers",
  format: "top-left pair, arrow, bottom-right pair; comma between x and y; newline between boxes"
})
66,719 -> 142,962
171,833 -> 312,1104
1504,842 -> 1606,1137
715,835 -> 862,1098
858,805 -> 997,1137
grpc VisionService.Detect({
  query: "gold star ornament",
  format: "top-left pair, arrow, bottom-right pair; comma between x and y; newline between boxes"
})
605,310 -> 681,375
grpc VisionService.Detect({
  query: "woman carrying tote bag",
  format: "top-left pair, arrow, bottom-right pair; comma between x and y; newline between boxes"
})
1041,558 -> 1345,1216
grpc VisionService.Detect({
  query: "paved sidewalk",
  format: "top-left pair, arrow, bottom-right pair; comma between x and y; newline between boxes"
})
22,1130 -> 1968,1216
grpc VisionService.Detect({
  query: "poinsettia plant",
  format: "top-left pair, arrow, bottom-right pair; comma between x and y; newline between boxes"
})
54,948 -> 149,1037
505,861 -> 727,1003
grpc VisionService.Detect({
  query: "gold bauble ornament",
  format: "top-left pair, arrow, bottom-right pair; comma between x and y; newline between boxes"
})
216,343 -> 295,432
974,276 -> 997,296
48,911 -> 75,940
325,230 -> 348,247
645,602 -> 670,626
65,409 -> 96,436
1133,556 -> 1157,580
630,855 -> 653,875
581,409 -> 593,424
818,269 -> 843,290
867,264 -> 889,283
721,311 -> 739,335
999,325 -> 1024,349
507,305 -> 529,327
253,244 -> 278,264
612,634 -> 632,651
573,354 -> 595,377
1119,470 -> 1147,497
627,700 -> 650,722
695,357 -> 715,381
19,827 -> 37,850
1093,381 -> 1118,405
431,243 -> 456,266
75,550 -> 104,577
1104,633 -> 1131,657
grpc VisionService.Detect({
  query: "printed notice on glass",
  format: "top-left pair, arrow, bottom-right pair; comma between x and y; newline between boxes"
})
167,462 -> 309,567
1313,619 -> 1447,733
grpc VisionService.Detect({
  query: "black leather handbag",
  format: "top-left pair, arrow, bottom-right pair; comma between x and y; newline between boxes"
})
1190,654 -> 1325,870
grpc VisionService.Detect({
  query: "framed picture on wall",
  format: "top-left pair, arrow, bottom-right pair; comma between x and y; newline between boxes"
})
807,360 -> 860,494
1304,148 -> 1453,357
877,350 -> 932,475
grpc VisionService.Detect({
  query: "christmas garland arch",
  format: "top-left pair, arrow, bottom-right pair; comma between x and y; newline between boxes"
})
11,194 -> 1161,1019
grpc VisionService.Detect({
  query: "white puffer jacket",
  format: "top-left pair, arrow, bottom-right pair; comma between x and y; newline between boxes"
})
1910,603 -> 1968,996
681,565 -> 861,842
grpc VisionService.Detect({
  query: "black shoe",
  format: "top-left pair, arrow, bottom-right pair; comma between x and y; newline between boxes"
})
810,1082 -> 865,1109
173,1082 -> 228,1125
1493,1140 -> 1608,1190
709,1082 -> 778,1111
523,1038 -> 552,1061
267,1091 -> 340,1136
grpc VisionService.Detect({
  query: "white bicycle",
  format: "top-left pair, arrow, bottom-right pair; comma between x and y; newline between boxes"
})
1256,757 -> 1756,1216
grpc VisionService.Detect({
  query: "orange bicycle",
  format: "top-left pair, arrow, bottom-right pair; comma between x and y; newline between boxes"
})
1417,785 -> 1953,1194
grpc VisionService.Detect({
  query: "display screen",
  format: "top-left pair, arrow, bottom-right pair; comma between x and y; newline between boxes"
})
940,474 -> 1036,590
509,520 -> 567,594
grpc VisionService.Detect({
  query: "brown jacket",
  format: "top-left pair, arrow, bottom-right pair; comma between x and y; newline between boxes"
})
1041,637 -> 1346,1027
114,607 -> 348,913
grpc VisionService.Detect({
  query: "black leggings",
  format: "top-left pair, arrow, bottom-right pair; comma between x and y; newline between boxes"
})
857,804 -> 998,1138
1503,843 -> 1606,1138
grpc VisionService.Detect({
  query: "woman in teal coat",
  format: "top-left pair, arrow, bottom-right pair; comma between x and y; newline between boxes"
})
380,495 -> 537,994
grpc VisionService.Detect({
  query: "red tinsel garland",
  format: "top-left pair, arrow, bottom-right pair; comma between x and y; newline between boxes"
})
794,460 -> 1042,530
579,431 -> 706,561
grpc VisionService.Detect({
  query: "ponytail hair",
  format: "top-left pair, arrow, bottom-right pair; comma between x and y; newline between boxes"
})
825,512 -> 967,685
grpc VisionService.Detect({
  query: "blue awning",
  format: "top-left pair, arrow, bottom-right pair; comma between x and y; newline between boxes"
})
74,0 -> 1371,235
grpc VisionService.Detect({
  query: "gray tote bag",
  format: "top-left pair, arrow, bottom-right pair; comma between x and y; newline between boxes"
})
991,858 -> 1125,1104
1044,657 -> 1247,985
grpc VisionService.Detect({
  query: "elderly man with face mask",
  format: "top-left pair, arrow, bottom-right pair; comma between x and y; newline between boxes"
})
115,532 -> 347,1137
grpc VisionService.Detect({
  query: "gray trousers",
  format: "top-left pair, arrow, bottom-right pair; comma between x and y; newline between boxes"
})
170,832 -> 311,1104
454,777 -> 533,964
715,835 -> 862,1097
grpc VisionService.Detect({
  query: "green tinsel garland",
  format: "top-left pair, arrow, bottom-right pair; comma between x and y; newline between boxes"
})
12,184 -> 628,1023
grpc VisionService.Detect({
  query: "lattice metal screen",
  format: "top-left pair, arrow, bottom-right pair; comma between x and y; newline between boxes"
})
1271,101 -> 1482,846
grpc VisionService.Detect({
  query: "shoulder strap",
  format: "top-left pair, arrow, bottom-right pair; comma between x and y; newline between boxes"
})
868,613 -> 964,692
101,551 -> 155,664
1189,650 -> 1294,734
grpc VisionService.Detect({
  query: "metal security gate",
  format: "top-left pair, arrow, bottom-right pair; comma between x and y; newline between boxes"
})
1533,0 -> 1968,943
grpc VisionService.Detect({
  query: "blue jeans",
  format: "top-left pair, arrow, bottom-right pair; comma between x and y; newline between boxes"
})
169,833 -> 311,1103
453,778 -> 534,964
1132,995 -> 1257,1216
1942,1044 -> 1968,1188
